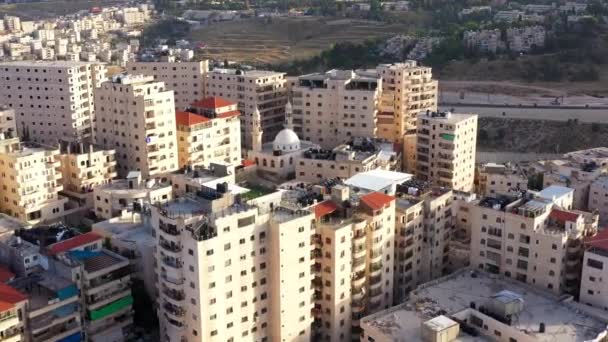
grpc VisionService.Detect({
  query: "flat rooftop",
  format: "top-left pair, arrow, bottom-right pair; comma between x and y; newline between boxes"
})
395,269 -> 606,341
420,111 -> 477,123
100,178 -> 171,194
81,250 -> 128,273
209,68 -> 284,77
0,60 -> 99,67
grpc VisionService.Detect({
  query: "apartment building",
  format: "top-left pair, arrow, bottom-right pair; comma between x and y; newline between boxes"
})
375,62 -> 438,142
290,70 -> 380,149
392,180 -> 454,303
309,186 -> 395,341
476,162 -> 528,197
0,282 -> 27,342
580,229 -> 608,310
416,111 -> 478,192
11,271 -> 83,342
206,68 -> 287,150
126,60 -> 209,109
536,147 -> 608,210
507,26 -> 546,53
176,97 -> 241,169
152,182 -> 314,342
0,106 -> 16,139
94,171 -> 172,220
295,138 -> 401,183
45,232 -> 134,342
467,191 -> 597,296
95,74 -> 178,177
57,140 -> 117,208
0,61 -> 106,144
463,29 -> 502,54
588,176 -> 608,225
361,268 -> 608,342
0,139 -> 66,225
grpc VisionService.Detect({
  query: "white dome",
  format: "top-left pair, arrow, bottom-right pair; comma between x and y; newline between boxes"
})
273,128 -> 300,152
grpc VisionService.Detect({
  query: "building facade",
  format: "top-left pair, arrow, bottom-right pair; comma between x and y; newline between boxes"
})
176,97 -> 241,169
126,60 -> 209,110
0,61 -> 106,144
95,74 -> 178,177
206,69 -> 287,150
57,140 -> 117,208
416,111 -> 478,192
289,70 -> 381,149
579,229 -> 608,310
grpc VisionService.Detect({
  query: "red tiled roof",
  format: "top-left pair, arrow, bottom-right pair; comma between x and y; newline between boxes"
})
48,232 -> 103,255
216,110 -> 240,119
549,209 -> 579,223
191,97 -> 235,109
314,201 -> 339,219
241,159 -> 256,167
0,266 -> 14,283
360,192 -> 395,211
0,283 -> 27,312
586,229 -> 608,251
175,111 -> 210,127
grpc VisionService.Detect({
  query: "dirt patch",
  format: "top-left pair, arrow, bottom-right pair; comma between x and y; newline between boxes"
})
478,117 -> 608,153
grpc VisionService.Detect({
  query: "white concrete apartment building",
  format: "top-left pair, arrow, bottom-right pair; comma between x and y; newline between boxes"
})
393,180 -> 454,304
57,140 -> 117,208
468,191 -> 598,296
206,68 -> 287,150
0,138 -> 66,225
0,282 -> 27,342
94,171 -> 173,220
375,62 -> 438,142
152,184 -> 314,342
0,61 -> 106,144
507,26 -> 546,53
289,70 -> 380,149
295,138 -> 401,183
416,111 -> 478,192
361,268 -> 608,342
126,60 -> 209,110
476,162 -> 528,197
580,229 -> 608,310
95,74 -> 179,177
311,187 -> 395,341
176,97 -> 241,169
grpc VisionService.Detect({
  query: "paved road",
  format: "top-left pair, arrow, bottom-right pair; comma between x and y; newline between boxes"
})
439,105 -> 608,123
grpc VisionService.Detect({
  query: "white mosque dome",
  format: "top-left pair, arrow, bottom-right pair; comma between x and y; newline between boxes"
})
273,128 -> 300,152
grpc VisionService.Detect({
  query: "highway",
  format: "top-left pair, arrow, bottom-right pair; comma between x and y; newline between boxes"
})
439,104 -> 608,123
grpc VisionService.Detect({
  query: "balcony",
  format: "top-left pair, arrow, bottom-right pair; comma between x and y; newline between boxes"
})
162,288 -> 185,302
161,257 -> 183,269
163,302 -> 185,318
159,240 -> 181,253
158,223 -> 180,236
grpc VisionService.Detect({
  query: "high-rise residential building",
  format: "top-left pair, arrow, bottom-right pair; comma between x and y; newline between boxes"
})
0,138 -> 66,225
94,171 -> 173,220
0,105 -> 16,139
375,61 -> 438,142
152,183 -> 314,342
290,70 -> 381,149
361,268 -> 608,342
311,186 -> 395,341
392,180 -> 454,303
206,68 -> 287,150
475,162 -> 528,197
415,111 -> 477,192
466,190 -> 597,296
95,74 -> 178,177
57,140 -> 117,208
126,60 -> 209,110
176,97 -> 241,169
0,61 -> 106,144
580,229 -> 608,310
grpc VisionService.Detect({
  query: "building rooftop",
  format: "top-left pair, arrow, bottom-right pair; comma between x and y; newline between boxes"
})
362,269 -> 608,342
82,250 -> 127,273
538,185 -> 573,202
0,266 -> 14,283
0,283 -> 27,312
420,111 -> 477,123
47,232 -> 102,255
99,177 -> 171,195
302,138 -> 397,162
360,192 -> 395,211
9,271 -> 77,311
209,68 -> 284,78
344,169 -> 412,192
191,96 -> 235,109
0,60 -> 98,67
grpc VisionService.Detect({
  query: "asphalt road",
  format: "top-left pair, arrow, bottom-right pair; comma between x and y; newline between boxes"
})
439,105 -> 608,123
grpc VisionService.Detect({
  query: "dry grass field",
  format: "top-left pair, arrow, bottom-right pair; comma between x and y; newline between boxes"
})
189,16 -> 419,64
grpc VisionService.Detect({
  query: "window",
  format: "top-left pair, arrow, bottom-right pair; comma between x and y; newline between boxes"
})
587,258 -> 604,270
